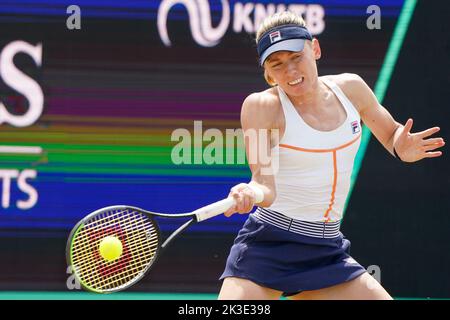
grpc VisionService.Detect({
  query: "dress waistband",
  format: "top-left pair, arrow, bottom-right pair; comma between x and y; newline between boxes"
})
252,207 -> 341,239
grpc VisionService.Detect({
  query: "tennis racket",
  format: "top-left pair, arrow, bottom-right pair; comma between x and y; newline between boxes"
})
66,186 -> 264,293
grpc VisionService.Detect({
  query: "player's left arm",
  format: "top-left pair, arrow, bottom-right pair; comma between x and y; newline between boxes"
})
337,73 -> 445,162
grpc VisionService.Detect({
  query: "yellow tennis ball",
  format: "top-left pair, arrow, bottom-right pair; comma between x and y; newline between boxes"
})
99,236 -> 123,262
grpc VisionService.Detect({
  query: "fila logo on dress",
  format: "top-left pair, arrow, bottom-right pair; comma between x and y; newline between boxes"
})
351,120 -> 360,134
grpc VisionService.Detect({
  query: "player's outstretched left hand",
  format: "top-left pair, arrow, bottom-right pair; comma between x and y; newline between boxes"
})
394,118 -> 445,162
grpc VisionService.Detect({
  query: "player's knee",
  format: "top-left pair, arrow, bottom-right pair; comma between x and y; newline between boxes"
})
218,277 -> 281,300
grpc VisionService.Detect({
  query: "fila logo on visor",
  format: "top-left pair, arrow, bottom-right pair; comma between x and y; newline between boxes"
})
351,120 -> 360,134
269,31 -> 282,43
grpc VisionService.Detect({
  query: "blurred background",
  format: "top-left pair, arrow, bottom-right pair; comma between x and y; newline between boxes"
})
0,0 -> 448,299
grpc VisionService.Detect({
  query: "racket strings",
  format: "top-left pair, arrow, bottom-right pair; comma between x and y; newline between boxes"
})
83,218 -> 156,290
72,210 -> 158,290
94,212 -> 158,289
73,211 -> 157,282
71,212 -> 145,289
71,212 -> 153,261
74,212 -> 155,289
70,208 -> 159,292
70,210 -> 155,256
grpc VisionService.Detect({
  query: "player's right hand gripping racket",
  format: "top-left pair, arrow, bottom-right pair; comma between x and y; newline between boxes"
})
66,186 -> 264,293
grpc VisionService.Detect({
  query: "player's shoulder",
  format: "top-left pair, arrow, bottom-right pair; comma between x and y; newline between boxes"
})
243,87 -> 279,109
322,73 -> 367,90
240,87 -> 281,129
322,73 -> 372,110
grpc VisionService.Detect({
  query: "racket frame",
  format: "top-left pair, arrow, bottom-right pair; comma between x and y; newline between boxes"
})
66,186 -> 263,293
66,205 -> 198,293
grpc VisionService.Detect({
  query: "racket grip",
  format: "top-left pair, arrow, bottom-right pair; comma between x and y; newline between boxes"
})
194,185 -> 264,222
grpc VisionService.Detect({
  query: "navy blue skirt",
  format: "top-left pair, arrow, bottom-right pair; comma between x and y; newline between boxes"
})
220,214 -> 367,295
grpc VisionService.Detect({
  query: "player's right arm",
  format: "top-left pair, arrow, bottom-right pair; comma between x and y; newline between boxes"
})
224,92 -> 278,217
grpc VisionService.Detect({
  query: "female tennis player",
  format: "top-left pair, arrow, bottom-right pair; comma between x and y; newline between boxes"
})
218,11 -> 445,300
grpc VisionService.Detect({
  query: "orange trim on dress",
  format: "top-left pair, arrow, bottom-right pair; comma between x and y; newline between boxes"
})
278,133 -> 361,153
277,133 -> 361,222
323,151 -> 338,222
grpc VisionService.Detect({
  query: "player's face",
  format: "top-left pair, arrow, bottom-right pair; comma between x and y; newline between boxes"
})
264,39 -> 321,96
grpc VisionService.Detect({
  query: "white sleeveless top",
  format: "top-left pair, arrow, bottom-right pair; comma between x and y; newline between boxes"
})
266,77 -> 362,222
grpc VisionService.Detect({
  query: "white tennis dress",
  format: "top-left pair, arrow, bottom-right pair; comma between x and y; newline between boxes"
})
261,77 -> 362,223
